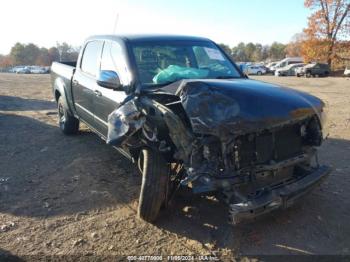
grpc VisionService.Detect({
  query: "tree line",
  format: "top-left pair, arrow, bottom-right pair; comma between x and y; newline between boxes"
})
219,42 -> 288,62
0,40 -> 289,68
0,0 -> 348,69
0,42 -> 80,68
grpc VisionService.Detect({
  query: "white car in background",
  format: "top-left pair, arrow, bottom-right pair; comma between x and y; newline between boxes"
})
246,65 -> 266,75
275,63 -> 305,76
14,66 -> 30,74
344,67 -> 350,76
270,57 -> 303,74
29,66 -> 47,74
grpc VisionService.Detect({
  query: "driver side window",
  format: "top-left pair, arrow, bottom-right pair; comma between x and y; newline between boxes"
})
80,41 -> 103,77
100,41 -> 131,85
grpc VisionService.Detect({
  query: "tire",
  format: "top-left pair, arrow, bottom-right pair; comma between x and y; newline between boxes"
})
57,97 -> 79,135
257,71 -> 262,75
297,73 -> 300,77
138,148 -> 168,223
306,71 -> 311,78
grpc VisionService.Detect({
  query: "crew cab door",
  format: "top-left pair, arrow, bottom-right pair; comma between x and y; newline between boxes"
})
93,41 -> 128,137
72,40 -> 104,127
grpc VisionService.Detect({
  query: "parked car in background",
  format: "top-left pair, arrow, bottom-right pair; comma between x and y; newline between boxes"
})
344,67 -> 350,76
44,66 -> 51,73
266,62 -> 278,74
15,66 -> 30,74
296,63 -> 330,77
29,66 -> 47,74
12,66 -> 26,74
246,65 -> 266,75
266,62 -> 278,68
271,57 -> 304,74
275,63 -> 305,77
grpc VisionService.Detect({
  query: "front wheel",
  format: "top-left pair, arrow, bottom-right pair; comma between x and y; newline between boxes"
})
137,148 -> 168,223
57,97 -> 79,135
257,71 -> 262,75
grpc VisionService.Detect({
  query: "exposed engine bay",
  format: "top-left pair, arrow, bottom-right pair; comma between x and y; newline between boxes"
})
106,79 -> 331,223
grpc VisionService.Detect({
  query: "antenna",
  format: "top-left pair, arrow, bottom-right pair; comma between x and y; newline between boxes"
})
112,12 -> 120,34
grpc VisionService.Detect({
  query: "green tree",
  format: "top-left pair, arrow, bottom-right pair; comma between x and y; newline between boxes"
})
23,43 -> 40,64
245,42 -> 256,61
36,47 -> 50,65
218,43 -> 232,57
10,42 -> 26,65
48,47 -> 60,63
269,42 -> 287,60
252,43 -> 263,61
261,45 -> 270,61
56,42 -> 80,61
232,42 -> 248,62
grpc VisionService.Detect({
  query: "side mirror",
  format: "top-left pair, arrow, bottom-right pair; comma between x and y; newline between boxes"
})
97,70 -> 122,90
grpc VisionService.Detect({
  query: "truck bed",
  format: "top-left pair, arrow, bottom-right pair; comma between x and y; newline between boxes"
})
50,61 -> 77,113
51,61 -> 76,80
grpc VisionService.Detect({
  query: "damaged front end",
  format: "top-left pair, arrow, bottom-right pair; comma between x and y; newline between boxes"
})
106,79 -> 331,224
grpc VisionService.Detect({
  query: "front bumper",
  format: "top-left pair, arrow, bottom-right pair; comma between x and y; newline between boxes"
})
229,165 -> 332,224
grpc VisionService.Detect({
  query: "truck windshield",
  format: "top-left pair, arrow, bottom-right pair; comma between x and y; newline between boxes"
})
130,41 -> 242,87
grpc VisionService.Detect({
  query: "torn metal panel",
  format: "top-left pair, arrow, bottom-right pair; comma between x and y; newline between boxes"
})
139,97 -> 194,163
179,81 -> 240,137
106,99 -> 145,146
228,165 -> 332,224
159,79 -> 325,136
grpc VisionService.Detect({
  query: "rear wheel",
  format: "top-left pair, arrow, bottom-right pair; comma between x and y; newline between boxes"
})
137,148 -> 169,223
57,97 -> 79,135
257,71 -> 262,75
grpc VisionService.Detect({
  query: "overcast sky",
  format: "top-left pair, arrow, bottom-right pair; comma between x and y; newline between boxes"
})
1,0 -> 310,54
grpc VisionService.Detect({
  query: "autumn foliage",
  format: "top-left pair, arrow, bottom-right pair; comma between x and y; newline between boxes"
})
302,0 -> 350,68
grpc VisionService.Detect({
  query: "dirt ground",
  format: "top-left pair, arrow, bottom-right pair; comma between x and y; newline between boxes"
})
0,73 -> 349,260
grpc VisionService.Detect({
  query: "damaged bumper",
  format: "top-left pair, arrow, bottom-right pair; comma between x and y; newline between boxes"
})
229,165 -> 332,224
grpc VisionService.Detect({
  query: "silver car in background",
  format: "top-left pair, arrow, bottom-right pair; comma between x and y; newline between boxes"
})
275,63 -> 305,76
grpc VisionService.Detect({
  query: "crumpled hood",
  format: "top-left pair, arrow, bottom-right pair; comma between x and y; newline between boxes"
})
160,79 -> 324,136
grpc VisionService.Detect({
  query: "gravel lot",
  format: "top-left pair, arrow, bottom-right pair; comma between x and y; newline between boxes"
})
0,73 -> 349,260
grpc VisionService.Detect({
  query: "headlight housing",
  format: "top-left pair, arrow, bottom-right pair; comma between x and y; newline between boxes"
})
319,106 -> 329,139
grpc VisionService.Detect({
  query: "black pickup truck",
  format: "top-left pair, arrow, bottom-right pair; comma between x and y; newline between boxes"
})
51,35 -> 331,224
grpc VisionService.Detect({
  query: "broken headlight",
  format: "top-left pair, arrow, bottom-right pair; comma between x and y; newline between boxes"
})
319,106 -> 329,139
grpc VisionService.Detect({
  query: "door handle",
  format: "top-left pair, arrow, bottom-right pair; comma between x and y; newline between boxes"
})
72,79 -> 79,86
94,90 -> 102,96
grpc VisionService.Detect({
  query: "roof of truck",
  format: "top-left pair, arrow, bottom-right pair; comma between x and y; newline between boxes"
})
86,34 -> 212,43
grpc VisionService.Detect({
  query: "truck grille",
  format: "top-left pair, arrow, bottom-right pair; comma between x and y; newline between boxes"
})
236,123 -> 303,169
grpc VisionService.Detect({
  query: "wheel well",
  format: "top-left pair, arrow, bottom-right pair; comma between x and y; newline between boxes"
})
55,90 -> 61,102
